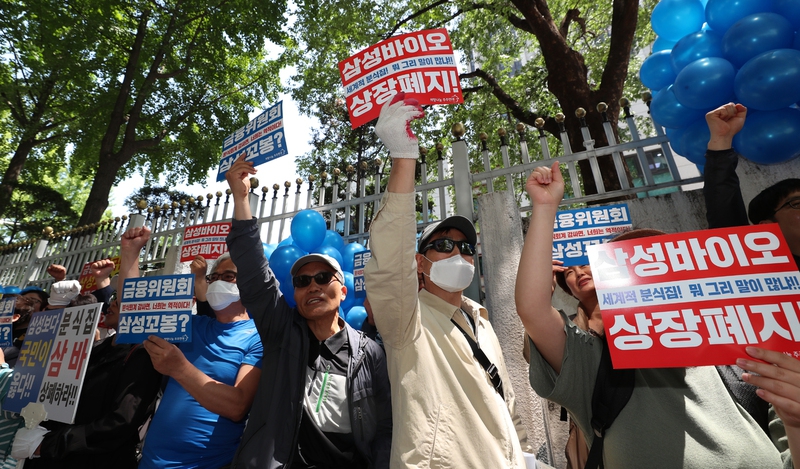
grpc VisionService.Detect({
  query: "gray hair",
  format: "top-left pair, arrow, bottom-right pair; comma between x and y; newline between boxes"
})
211,252 -> 233,274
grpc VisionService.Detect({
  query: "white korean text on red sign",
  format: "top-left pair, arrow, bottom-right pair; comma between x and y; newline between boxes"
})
180,221 -> 231,263
587,224 -> 800,369
339,28 -> 463,129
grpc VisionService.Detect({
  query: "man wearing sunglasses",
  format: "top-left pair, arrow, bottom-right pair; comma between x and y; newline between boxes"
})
224,153 -> 392,469
364,94 -> 532,468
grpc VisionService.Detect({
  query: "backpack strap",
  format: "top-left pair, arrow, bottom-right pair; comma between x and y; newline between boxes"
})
584,338 -> 635,469
450,318 -> 505,400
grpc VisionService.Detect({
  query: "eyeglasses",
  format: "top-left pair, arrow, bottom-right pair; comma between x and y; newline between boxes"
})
775,198 -> 800,215
206,271 -> 237,283
292,271 -> 339,288
420,238 -> 476,256
23,296 -> 42,306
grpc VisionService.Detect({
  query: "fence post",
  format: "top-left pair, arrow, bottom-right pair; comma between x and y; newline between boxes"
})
22,237 -> 50,284
451,131 -> 480,303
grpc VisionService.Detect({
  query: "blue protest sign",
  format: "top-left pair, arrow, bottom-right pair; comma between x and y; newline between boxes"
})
216,101 -> 287,182
5,304 -> 102,424
352,250 -> 371,298
116,275 -> 194,344
553,204 -> 632,267
0,298 -> 14,347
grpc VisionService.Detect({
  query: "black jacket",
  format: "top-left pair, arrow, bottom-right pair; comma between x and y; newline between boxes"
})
26,337 -> 162,469
227,218 -> 392,469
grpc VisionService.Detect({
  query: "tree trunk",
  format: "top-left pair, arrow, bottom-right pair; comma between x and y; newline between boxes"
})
78,157 -> 124,225
0,136 -> 37,217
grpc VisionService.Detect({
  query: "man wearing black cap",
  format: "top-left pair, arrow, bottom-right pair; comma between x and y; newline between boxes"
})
224,153 -> 392,469
364,94 -> 531,468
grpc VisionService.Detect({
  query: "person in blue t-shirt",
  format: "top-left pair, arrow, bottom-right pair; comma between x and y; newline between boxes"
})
117,226 -> 263,469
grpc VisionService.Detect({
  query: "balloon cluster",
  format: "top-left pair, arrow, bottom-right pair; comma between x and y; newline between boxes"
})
642,0 -> 800,165
261,209 -> 369,329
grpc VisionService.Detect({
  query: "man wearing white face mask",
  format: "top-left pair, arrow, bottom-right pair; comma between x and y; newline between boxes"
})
115,228 -> 264,469
364,93 -> 532,468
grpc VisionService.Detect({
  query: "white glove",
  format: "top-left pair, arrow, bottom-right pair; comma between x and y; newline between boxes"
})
374,93 -> 424,159
11,425 -> 48,459
48,280 -> 82,306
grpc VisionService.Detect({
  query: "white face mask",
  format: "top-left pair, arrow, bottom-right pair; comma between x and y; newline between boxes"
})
425,254 -> 475,293
206,280 -> 241,311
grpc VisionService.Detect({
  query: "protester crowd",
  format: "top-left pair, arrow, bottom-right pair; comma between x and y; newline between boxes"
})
0,98 -> 797,469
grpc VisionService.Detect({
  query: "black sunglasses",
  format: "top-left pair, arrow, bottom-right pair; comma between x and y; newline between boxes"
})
420,238 -> 476,256
292,271 -> 339,288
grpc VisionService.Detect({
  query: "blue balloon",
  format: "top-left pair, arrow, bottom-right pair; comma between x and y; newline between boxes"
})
670,30 -> 724,74
262,243 -> 278,261
312,244 -> 344,269
773,0 -> 800,30
290,209 -> 327,252
341,272 -> 356,312
640,50 -> 677,91
673,57 -> 736,110
705,0 -> 773,34
322,230 -> 345,253
269,245 -> 305,280
345,306 -> 368,330
651,0 -> 706,42
650,85 -> 707,128
666,127 -> 689,156
653,36 -> 677,53
340,242 -> 367,273
278,236 -> 294,247
678,116 -> 711,164
794,31 -> 800,51
733,108 -> 800,164
735,49 -> 800,111
722,13 -> 794,69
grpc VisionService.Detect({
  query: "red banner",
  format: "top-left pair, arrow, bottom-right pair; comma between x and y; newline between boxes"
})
339,28 -> 463,128
180,221 -> 231,263
587,224 -> 800,368
78,256 -> 121,294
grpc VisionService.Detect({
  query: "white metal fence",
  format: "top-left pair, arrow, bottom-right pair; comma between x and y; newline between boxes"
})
0,100 -> 699,292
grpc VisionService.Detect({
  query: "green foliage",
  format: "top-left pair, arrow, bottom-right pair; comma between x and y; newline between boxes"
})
123,185 -> 194,213
289,0 -> 657,198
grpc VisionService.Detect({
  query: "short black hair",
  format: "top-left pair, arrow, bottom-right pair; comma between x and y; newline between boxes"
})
748,179 -> 800,225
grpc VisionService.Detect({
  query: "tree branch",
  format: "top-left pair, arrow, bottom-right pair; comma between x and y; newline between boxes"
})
559,8 -> 586,39
385,0 -> 453,38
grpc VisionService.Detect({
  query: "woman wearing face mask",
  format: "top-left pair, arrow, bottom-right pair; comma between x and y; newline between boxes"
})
116,229 -> 264,469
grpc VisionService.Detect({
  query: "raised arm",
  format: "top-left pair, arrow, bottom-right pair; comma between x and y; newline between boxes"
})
224,152 -> 292,335
118,226 -> 150,290
364,94 -> 424,347
703,103 -> 749,229
515,162 -> 568,373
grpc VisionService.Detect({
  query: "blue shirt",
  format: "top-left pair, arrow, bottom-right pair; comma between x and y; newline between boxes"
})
139,315 -> 263,469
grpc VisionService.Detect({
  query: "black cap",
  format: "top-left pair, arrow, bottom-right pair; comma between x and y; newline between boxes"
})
418,216 -> 477,252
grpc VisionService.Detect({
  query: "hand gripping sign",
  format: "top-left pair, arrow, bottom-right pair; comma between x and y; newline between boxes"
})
587,224 -> 800,369
339,28 -> 463,128
115,274 -> 194,344
4,304 -> 102,424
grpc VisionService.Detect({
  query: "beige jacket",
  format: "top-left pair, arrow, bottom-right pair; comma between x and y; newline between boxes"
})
365,191 -> 530,468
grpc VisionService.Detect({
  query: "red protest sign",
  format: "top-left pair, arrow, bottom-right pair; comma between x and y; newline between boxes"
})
180,221 -> 231,263
78,256 -> 121,294
339,28 -> 463,129
587,224 -> 800,369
